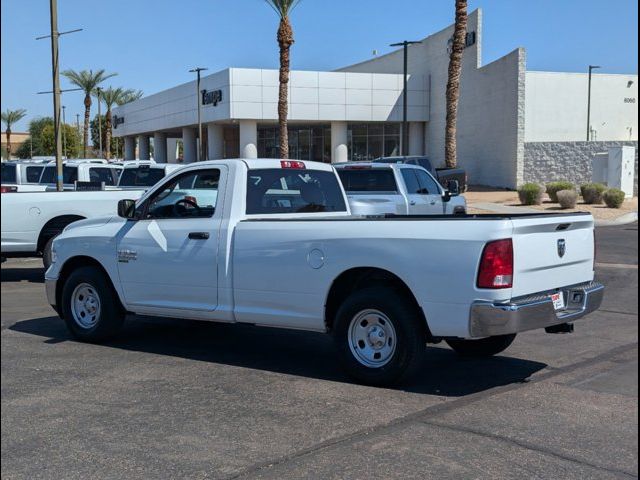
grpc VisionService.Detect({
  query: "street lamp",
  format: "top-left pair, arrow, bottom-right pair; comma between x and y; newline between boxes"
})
96,87 -> 103,158
189,67 -> 208,161
587,65 -> 601,141
390,40 -> 421,156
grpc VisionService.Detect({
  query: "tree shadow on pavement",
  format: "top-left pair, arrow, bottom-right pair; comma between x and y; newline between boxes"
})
10,315 -> 547,397
1,266 -> 44,284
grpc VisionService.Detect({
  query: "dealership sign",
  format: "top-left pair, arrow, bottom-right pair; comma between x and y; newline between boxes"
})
113,115 -> 125,129
202,89 -> 223,106
447,31 -> 476,55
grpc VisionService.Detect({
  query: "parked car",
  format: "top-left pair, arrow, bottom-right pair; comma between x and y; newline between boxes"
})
45,158 -> 603,386
1,159 -> 51,186
335,162 -> 466,216
117,162 -> 184,189
373,156 -> 468,192
38,160 -> 122,190
1,188 -> 144,268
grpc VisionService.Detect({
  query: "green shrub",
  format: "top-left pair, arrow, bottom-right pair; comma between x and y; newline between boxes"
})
557,190 -> 578,209
518,183 -> 544,206
546,182 -> 575,202
603,188 -> 626,209
580,183 -> 607,204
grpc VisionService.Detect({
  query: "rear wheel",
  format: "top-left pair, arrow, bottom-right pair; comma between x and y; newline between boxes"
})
333,287 -> 426,386
61,266 -> 125,342
445,334 -> 516,358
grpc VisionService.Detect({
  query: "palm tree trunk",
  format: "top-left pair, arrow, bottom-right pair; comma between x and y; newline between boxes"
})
5,128 -> 11,159
105,109 -> 112,160
444,0 -> 468,169
277,17 -> 294,159
83,94 -> 92,158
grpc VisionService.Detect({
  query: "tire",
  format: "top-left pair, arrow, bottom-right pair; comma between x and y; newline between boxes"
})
332,287 -> 426,386
42,236 -> 56,270
445,334 -> 516,358
61,266 -> 125,342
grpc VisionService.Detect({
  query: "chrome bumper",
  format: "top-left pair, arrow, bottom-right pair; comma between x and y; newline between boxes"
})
469,281 -> 604,338
45,277 -> 58,308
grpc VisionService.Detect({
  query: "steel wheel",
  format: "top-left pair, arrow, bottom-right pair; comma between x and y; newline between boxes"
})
348,309 -> 397,368
70,282 -> 101,329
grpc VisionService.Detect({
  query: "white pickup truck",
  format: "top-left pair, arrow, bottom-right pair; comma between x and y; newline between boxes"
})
1,189 -> 144,267
45,159 -> 604,385
38,160 -> 122,190
335,162 -> 467,216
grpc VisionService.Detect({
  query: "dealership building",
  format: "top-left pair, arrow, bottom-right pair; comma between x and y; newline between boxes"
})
112,9 -> 638,188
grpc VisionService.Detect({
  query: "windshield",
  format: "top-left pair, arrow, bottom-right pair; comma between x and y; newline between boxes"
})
246,169 -> 347,215
337,169 -> 398,192
118,167 -> 166,187
1,163 -> 17,183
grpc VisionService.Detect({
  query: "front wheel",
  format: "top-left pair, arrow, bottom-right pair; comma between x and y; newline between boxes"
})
445,334 -> 516,358
42,236 -> 56,270
61,266 -> 125,342
333,287 -> 426,386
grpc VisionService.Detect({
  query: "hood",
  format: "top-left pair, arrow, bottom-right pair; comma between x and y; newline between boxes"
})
63,215 -> 120,232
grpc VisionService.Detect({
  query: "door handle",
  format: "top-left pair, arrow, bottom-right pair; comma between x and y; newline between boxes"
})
188,232 -> 210,240
409,201 -> 416,206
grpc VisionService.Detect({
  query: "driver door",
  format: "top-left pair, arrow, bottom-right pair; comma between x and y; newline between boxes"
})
116,167 -> 225,312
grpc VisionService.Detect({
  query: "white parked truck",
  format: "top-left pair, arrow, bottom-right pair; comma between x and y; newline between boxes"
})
37,160 -> 122,190
1,189 -> 144,267
335,162 -> 466,216
45,159 -> 604,385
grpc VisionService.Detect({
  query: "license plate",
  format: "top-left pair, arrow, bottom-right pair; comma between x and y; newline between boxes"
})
550,292 -> 565,311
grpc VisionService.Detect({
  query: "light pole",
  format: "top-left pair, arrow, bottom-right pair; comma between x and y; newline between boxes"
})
587,65 -> 601,141
189,67 -> 208,161
96,87 -> 103,158
61,105 -> 67,159
390,40 -> 421,156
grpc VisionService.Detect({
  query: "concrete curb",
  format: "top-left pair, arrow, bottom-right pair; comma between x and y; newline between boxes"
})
595,212 -> 638,227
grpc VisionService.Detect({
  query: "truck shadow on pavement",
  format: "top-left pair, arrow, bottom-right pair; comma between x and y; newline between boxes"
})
10,315 -> 547,397
0,266 -> 44,284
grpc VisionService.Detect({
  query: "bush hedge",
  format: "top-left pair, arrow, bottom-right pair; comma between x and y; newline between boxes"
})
580,183 -> 607,204
546,182 -> 575,203
557,190 -> 578,209
603,189 -> 626,209
518,183 -> 544,206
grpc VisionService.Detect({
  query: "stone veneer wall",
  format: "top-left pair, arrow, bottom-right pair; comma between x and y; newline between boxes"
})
523,141 -> 638,195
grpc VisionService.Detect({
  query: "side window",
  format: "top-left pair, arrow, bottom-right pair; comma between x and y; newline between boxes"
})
89,167 -> 117,185
401,169 -> 421,194
1,164 -> 17,183
415,170 -> 441,194
39,166 -> 55,184
26,166 -> 44,183
144,169 -> 220,220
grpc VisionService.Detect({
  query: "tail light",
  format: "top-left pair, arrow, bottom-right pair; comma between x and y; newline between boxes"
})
1,186 -> 18,193
477,239 -> 513,289
281,161 -> 305,169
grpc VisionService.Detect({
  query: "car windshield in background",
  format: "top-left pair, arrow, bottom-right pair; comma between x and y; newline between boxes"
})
39,166 -> 78,184
1,163 -> 17,183
119,167 -> 166,187
246,169 -> 347,215
337,169 -> 398,192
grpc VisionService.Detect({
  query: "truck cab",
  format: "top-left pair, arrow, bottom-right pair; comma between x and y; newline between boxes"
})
38,160 -> 122,190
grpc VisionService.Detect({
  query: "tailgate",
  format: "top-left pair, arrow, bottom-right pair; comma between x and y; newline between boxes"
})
511,214 -> 595,297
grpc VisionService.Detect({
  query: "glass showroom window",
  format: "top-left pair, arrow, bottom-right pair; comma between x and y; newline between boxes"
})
347,123 -> 400,161
258,125 -> 331,162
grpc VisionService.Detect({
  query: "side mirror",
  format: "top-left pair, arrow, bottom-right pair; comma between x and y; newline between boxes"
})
446,180 -> 460,196
117,199 -> 137,219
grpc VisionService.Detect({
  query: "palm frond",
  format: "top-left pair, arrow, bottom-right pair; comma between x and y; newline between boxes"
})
62,69 -> 118,94
1,109 -> 27,128
264,0 -> 301,17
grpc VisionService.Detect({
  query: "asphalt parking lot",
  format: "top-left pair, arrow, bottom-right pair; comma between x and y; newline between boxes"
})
1,224 -> 638,480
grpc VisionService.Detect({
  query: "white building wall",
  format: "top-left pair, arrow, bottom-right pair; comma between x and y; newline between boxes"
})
525,72 -> 638,142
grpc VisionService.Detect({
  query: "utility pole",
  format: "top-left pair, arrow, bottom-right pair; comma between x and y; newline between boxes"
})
390,41 -> 421,156
96,87 -> 103,158
35,1 -> 82,190
586,65 -> 601,141
61,105 -> 67,159
189,67 -> 208,161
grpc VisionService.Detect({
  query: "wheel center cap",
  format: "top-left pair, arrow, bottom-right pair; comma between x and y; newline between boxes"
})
367,326 -> 386,349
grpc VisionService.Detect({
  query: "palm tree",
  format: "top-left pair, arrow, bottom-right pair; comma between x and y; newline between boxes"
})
265,0 -> 301,159
93,87 -> 133,160
444,0 -> 468,168
117,89 -> 144,105
1,109 -> 27,159
62,69 -> 117,158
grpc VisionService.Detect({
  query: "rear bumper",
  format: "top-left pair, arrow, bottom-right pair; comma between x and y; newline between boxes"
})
469,281 -> 604,338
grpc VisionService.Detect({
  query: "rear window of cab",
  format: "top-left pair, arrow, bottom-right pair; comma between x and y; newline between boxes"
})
337,169 -> 398,192
246,169 -> 347,215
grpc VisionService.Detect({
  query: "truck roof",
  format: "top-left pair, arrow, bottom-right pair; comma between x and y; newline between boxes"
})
193,158 -> 337,172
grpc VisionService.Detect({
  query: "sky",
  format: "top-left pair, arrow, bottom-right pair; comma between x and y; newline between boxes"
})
1,0 -> 638,132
